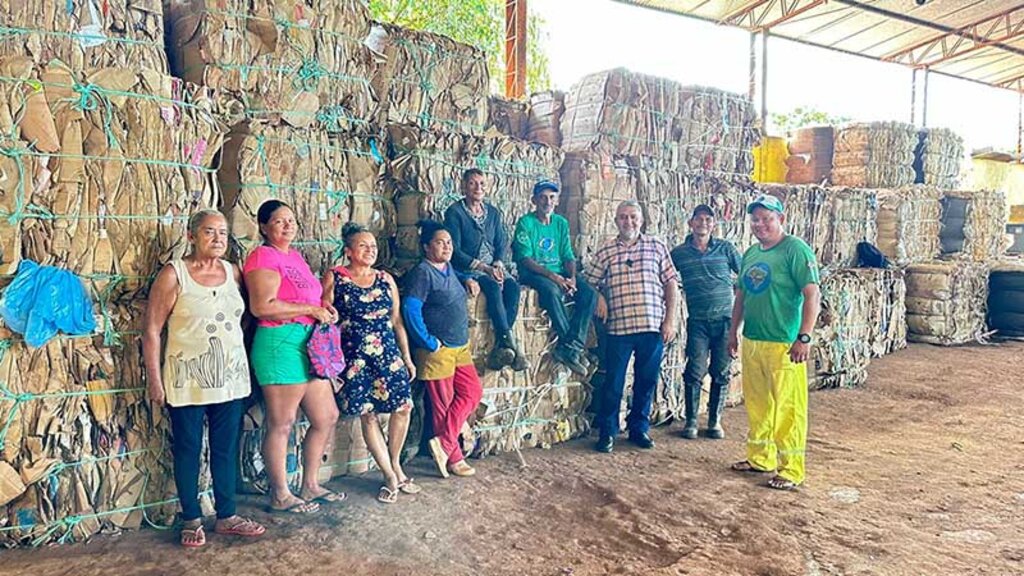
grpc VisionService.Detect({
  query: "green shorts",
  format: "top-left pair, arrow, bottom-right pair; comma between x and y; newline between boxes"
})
250,324 -> 315,386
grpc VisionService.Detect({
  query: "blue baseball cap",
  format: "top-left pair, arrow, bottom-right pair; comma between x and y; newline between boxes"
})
747,194 -> 785,215
532,180 -> 560,196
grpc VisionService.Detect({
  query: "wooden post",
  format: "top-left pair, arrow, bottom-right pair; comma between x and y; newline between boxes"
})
505,0 -> 528,99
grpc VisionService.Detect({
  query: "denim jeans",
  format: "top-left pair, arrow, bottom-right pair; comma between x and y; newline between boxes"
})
683,316 -> 733,425
168,399 -> 243,521
518,268 -> 597,353
595,332 -> 665,437
474,273 -> 520,339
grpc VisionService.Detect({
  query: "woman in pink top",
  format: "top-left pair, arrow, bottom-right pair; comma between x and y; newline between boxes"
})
243,200 -> 343,514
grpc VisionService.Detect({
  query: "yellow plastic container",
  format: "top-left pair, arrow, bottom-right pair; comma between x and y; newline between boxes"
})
752,136 -> 788,184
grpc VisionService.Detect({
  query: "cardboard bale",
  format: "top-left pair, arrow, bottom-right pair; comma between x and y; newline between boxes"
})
0,57 -> 226,298
831,122 -> 917,188
939,189 -> 1008,262
811,270 -> 873,389
220,123 -> 392,274
486,96 -> 529,140
760,184 -> 878,269
785,126 -> 833,185
875,186 -> 943,266
465,291 -> 591,455
368,23 -> 489,135
560,68 -> 758,178
526,90 -> 564,147
0,1 -> 168,71
914,128 -> 963,189
860,268 -> 908,357
166,0 -> 377,131
905,260 -> 989,345
560,154 -> 755,264
386,124 -> 562,271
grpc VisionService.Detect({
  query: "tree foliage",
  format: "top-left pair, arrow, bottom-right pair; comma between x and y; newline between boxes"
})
770,106 -> 851,135
367,0 -> 552,96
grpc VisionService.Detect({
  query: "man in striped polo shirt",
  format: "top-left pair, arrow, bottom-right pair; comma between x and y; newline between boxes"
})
670,204 -> 742,440
586,200 -> 680,453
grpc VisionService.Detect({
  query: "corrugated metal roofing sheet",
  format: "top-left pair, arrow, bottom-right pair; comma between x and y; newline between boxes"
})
614,0 -> 1024,91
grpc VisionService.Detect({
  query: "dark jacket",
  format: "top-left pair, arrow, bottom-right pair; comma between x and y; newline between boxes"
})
443,201 -> 509,272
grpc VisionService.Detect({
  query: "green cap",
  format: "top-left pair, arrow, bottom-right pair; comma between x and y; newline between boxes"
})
747,194 -> 785,214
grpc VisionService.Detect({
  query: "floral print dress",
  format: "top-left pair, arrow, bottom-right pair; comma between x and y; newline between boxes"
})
332,269 -> 412,415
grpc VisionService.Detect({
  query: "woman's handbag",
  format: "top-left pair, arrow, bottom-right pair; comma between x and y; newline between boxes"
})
307,322 -> 346,389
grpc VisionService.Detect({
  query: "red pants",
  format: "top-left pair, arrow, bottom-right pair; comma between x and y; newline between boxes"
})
424,364 -> 483,465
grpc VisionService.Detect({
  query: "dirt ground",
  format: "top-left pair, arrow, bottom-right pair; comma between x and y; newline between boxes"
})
3,342 -> 1023,576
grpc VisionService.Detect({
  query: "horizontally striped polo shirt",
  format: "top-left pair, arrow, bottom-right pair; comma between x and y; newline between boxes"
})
670,235 -> 742,321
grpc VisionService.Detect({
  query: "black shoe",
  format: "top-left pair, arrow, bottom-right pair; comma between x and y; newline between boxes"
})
628,431 -> 655,449
551,346 -> 588,375
510,352 -> 529,372
595,435 -> 614,453
486,346 -> 516,370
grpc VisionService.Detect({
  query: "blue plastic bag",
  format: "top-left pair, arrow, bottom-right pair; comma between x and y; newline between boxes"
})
0,260 -> 97,347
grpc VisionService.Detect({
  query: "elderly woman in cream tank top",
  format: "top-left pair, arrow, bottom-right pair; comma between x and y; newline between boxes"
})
143,209 -> 265,548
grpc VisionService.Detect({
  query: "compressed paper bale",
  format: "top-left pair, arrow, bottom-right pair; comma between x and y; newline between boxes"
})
914,128 -> 963,189
384,124 -> 562,269
558,152 -> 639,263
940,189 -> 1008,262
560,69 -> 758,178
220,124 -> 392,274
860,268 -> 907,357
367,23 -> 489,134
760,184 -> 878,269
526,90 -> 564,147
462,290 -> 591,455
786,126 -> 834,185
811,270 -> 873,390
831,122 -> 917,188
904,260 -> 990,345
486,96 -> 529,140
875,186 -> 943,266
166,0 -> 377,131
0,1 -> 168,71
0,57 -> 226,298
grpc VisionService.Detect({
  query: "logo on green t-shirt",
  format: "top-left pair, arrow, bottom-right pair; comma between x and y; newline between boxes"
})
743,263 -> 771,294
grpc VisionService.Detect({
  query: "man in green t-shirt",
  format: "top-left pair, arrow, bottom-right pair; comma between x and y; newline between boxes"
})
727,194 -> 821,491
513,181 -> 597,375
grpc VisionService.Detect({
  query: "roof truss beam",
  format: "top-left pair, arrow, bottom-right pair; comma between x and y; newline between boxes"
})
883,3 -> 1024,68
723,0 -> 828,32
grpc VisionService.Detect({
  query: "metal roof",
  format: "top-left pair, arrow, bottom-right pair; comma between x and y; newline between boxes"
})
613,0 -> 1024,92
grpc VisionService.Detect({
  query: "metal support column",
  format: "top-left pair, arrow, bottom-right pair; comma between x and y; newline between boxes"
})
761,30 -> 769,129
910,68 -> 917,125
1018,91 -> 1023,163
504,0 -> 528,99
748,32 -> 757,102
921,67 -> 930,128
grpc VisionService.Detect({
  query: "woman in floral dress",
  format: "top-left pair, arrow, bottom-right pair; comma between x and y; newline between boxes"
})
322,223 -> 419,503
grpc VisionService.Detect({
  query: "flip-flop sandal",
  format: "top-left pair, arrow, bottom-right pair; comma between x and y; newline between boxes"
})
731,460 -> 772,474
303,489 -> 347,504
267,499 -> 320,515
214,517 -> 266,537
428,437 -> 450,479
377,485 -> 399,504
397,479 -> 422,494
180,524 -> 206,548
766,476 -> 800,491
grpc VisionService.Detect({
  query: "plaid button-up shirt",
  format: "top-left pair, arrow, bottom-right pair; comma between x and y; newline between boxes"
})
584,234 -> 680,336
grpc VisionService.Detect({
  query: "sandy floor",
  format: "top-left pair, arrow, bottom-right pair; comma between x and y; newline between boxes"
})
3,342 -> 1023,576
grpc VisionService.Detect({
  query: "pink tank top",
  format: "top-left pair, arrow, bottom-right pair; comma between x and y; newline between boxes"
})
243,245 -> 322,327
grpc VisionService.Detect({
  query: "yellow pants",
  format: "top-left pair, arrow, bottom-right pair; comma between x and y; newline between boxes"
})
741,338 -> 808,484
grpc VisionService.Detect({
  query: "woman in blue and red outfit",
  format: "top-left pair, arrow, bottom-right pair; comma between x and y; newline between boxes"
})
322,223 -> 419,503
401,220 -> 483,479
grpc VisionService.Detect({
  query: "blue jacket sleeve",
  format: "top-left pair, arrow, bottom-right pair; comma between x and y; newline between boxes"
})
401,296 -> 440,352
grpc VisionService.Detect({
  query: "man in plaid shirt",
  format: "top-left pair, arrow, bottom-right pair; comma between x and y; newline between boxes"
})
585,200 -> 680,453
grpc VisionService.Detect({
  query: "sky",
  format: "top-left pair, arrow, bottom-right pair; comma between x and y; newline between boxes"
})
530,0 -> 1020,152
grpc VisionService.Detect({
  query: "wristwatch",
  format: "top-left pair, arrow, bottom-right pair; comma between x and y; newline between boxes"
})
797,333 -> 812,344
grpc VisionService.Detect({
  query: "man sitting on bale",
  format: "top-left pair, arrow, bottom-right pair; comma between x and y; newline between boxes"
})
728,194 -> 820,491
513,180 -> 597,375
671,204 -> 743,440
444,168 -> 527,371
586,200 -> 679,453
